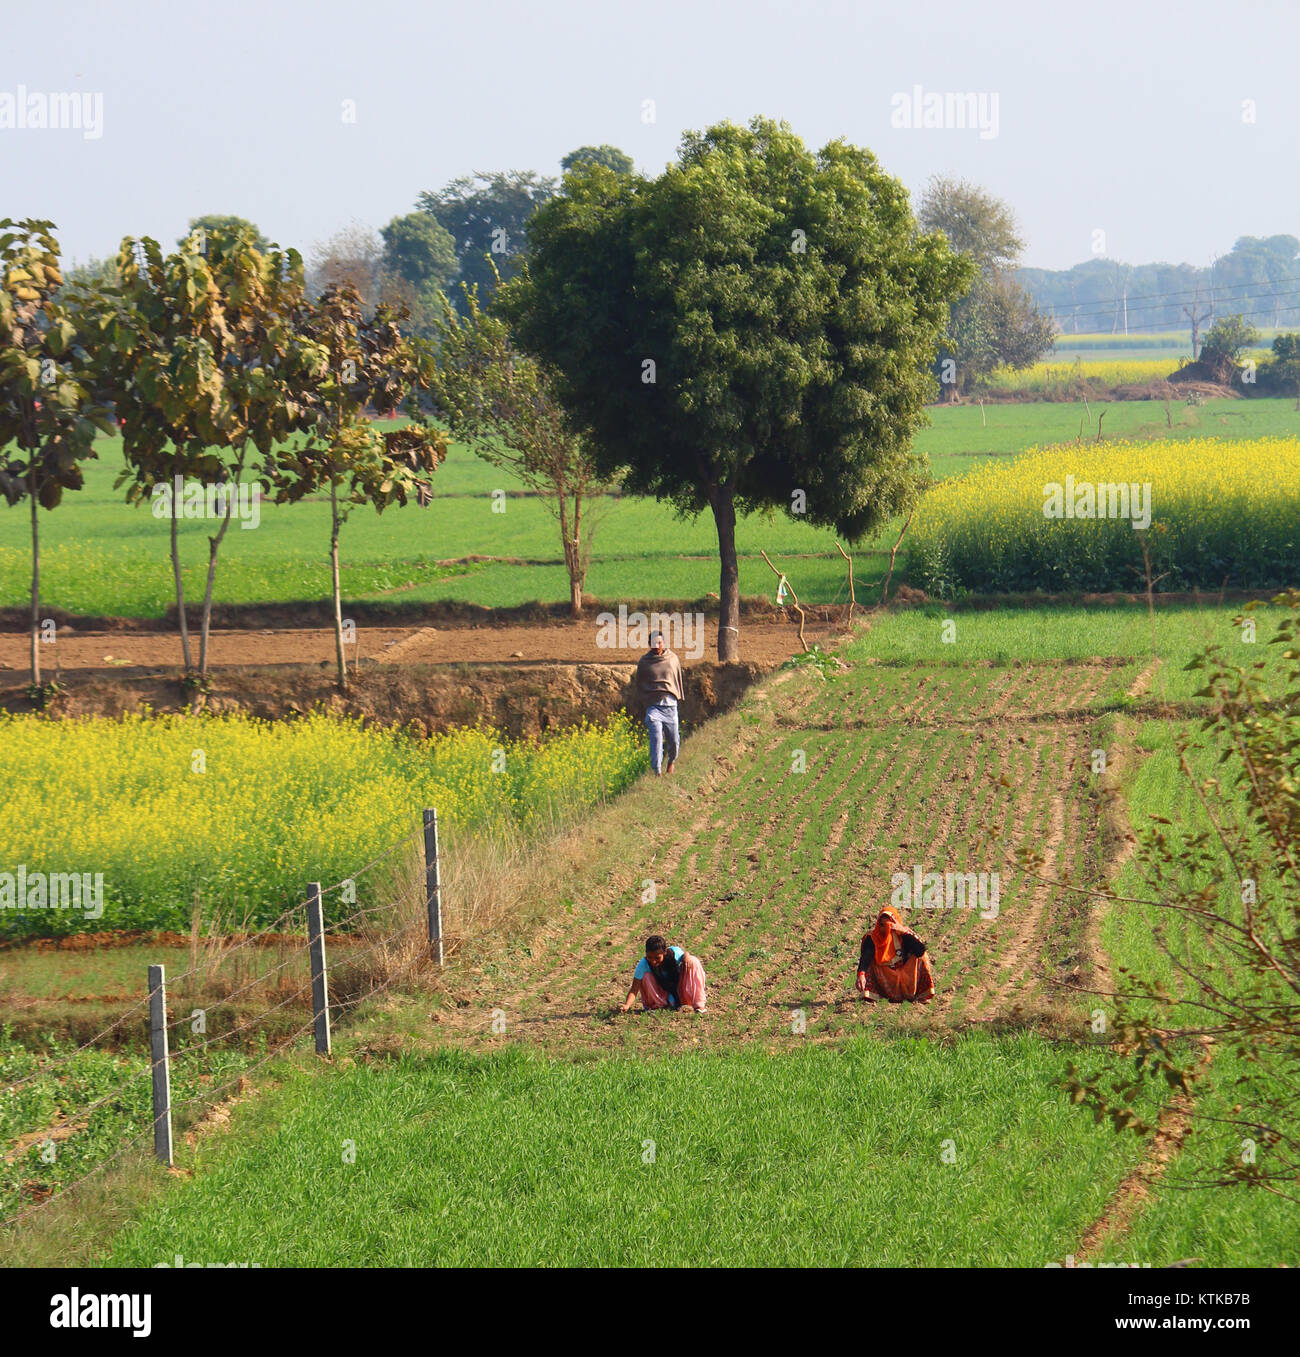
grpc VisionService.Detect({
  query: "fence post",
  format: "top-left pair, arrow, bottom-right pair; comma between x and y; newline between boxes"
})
306,882 -> 331,1056
147,964 -> 173,1167
424,808 -> 444,965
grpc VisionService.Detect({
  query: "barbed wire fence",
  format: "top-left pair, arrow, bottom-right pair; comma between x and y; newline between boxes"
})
0,808 -> 447,1231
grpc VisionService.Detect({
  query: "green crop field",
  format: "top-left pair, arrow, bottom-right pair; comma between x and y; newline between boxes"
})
1,399 -> 1296,617
100,1035 -> 1155,1268
5,599 -> 1295,1267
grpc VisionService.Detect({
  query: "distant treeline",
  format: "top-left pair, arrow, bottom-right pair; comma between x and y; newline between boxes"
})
1016,235 -> 1299,334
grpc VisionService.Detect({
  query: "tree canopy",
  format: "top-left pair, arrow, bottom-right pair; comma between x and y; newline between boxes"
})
184,214 -> 270,253
417,171 -> 556,305
561,145 -> 634,176
500,117 -> 970,658
919,176 -> 1053,394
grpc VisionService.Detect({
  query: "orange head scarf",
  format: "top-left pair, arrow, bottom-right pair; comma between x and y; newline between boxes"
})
868,906 -> 903,966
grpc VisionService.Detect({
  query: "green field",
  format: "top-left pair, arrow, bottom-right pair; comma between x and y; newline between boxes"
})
1,399 -> 1296,617
101,1035 -> 1153,1268
3,599 -> 1294,1265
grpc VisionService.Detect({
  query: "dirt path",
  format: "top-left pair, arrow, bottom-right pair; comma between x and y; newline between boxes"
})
0,620 -> 835,675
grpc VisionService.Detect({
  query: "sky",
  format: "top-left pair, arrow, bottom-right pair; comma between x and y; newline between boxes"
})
6,0 -> 1298,274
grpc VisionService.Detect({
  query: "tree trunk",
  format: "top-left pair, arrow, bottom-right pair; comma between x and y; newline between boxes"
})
569,570 -> 584,618
331,481 -> 347,691
198,459 -> 243,677
29,479 -> 40,688
562,490 -> 584,619
709,483 -> 740,661
170,479 -> 193,673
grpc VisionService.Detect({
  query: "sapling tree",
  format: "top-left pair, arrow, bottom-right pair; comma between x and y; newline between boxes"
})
431,281 -> 611,617
0,219 -> 113,697
268,284 -> 446,689
94,225 -> 317,683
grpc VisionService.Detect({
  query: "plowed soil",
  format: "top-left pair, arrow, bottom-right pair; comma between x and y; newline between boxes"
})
0,619 -> 835,675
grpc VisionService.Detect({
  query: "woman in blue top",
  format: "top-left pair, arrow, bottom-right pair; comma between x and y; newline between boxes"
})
620,934 -> 708,1013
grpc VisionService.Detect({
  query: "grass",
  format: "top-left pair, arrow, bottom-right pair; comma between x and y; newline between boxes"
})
844,600 -> 1292,703
0,400 -> 1295,617
0,1025 -> 255,1221
99,1033 -> 1158,1268
1096,1050 -> 1299,1268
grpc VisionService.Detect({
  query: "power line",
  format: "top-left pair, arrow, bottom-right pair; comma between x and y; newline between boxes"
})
1019,265 -> 1300,315
1043,285 -> 1300,330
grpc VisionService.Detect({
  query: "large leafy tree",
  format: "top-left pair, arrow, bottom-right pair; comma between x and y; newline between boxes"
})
268,284 -> 446,690
417,171 -> 556,306
0,219 -> 113,692
500,117 -> 970,660
431,281 -> 611,618
919,176 -> 1053,395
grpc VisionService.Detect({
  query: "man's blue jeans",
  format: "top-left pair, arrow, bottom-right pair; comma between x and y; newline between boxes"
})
645,699 -> 680,774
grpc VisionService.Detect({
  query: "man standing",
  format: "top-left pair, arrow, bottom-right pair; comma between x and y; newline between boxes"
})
635,630 -> 685,775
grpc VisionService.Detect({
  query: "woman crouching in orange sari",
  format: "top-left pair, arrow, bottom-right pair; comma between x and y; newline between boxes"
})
855,906 -> 935,1004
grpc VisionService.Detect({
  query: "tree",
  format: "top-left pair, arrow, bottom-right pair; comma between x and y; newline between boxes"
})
98,226 -> 319,682
500,117 -> 970,660
0,219 -> 113,695
184,215 -> 270,253
1265,332 -> 1300,404
379,212 -> 457,337
1066,594 -> 1300,1200
308,223 -> 386,308
268,285 -> 446,689
417,171 -> 556,305
919,176 -> 1053,394
561,145 -> 634,176
918,176 -> 1024,271
431,281 -> 611,617
1200,313 -> 1260,365
62,255 -> 120,292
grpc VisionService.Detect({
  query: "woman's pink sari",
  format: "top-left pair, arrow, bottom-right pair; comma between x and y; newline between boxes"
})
639,953 -> 707,1011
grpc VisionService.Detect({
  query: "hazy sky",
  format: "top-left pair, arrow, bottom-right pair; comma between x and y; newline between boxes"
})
8,0 -> 1298,274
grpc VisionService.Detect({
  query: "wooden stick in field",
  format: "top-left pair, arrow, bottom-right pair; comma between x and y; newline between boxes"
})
835,542 -> 856,624
759,549 -> 808,652
877,506 -> 916,610
306,883 -> 331,1057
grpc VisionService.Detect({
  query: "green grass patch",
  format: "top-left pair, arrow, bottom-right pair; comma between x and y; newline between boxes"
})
2,401 -> 1295,617
100,1032 -> 1155,1268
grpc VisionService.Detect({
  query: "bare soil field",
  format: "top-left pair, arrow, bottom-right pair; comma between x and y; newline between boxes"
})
0,617 -> 834,676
